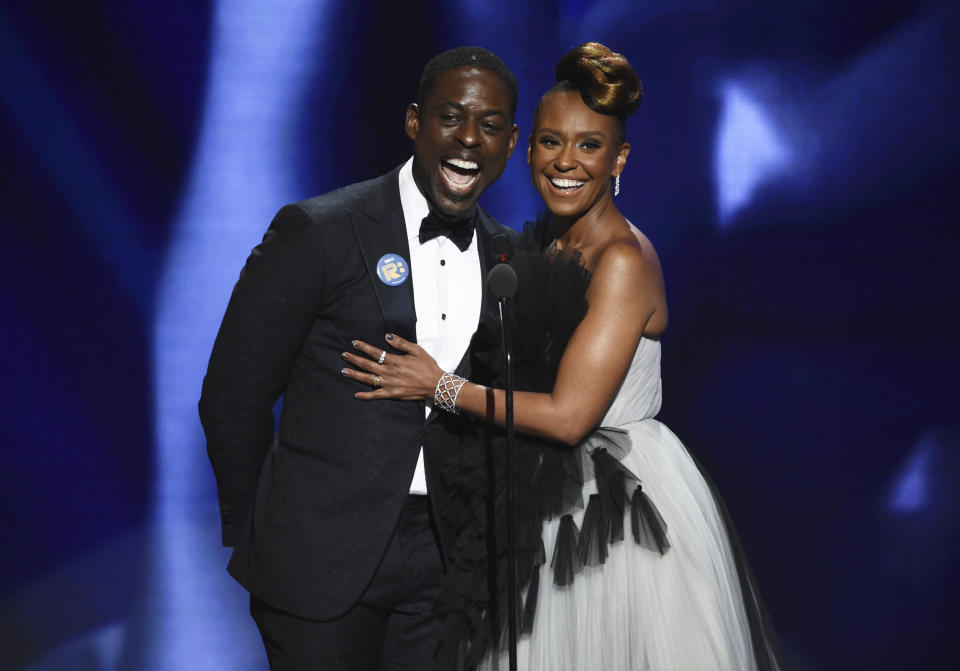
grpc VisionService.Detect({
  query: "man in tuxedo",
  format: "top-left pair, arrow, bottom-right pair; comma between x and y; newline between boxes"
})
198,47 -> 519,670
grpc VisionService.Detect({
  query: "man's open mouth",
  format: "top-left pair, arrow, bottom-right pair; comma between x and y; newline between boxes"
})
440,158 -> 481,194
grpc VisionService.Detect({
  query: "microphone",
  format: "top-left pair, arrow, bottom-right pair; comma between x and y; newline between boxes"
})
486,262 -> 519,671
487,262 -> 518,300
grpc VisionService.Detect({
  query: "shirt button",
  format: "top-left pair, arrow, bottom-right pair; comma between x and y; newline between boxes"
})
440,259 -> 446,266
441,313 -> 447,320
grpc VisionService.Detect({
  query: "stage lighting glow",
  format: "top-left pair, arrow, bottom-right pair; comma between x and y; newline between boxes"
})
23,623 -> 124,671
714,81 -> 793,226
888,437 -> 934,513
145,1 -> 329,669
0,9 -> 149,308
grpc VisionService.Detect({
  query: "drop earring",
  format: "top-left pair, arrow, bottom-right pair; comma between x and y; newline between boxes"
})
614,174 -> 620,197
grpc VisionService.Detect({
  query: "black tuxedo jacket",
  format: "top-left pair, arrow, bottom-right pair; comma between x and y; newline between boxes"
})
198,165 -> 515,621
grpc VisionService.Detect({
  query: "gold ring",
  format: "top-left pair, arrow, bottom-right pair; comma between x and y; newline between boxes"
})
378,350 -> 387,365
373,375 -> 381,387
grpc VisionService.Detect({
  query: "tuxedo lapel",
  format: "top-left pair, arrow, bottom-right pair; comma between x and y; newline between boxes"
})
475,208 -> 515,316
451,210 -> 512,379
351,177 -> 418,343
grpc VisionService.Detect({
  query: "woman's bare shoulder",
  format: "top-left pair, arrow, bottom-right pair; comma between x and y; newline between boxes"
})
592,223 -> 663,284
589,222 -> 668,334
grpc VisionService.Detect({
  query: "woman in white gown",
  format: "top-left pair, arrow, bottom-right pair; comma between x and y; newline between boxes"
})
344,42 -> 782,671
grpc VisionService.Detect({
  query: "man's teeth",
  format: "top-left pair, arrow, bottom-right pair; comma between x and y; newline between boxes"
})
441,162 -> 479,188
445,158 -> 479,171
550,177 -> 586,189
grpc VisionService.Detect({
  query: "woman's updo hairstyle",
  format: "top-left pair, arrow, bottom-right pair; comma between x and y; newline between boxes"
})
548,42 -> 642,144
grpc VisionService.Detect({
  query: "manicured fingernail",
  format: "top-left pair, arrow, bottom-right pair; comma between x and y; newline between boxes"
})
340,368 -> 348,376
385,333 -> 394,341
341,352 -> 348,360
351,340 -> 359,348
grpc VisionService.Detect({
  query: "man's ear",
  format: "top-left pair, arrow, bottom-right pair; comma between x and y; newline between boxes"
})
506,123 -> 520,159
405,104 -> 421,141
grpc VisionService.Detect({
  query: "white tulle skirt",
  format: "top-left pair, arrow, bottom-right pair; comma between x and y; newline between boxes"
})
482,419 -> 757,671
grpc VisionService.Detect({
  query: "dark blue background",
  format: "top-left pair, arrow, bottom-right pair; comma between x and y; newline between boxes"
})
1,1 -> 958,669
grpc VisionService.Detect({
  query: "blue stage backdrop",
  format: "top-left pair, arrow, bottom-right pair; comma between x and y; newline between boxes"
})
1,1 -> 958,669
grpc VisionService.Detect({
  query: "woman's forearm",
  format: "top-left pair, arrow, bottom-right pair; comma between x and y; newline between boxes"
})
453,381 -> 591,446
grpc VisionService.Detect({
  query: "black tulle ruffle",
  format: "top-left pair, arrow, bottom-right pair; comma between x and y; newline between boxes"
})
433,221 -> 670,670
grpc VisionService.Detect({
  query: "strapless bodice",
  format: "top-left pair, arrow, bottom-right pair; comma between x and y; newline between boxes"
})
600,337 -> 662,426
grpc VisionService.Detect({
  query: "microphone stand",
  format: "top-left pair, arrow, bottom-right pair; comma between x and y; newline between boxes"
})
487,261 -> 519,670
497,294 -> 518,671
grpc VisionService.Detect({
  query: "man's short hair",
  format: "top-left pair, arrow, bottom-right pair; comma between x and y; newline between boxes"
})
418,47 -> 519,120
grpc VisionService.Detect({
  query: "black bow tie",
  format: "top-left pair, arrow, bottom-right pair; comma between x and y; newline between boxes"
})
419,210 -> 476,252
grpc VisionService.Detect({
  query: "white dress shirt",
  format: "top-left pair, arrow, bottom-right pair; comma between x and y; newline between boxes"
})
398,157 -> 482,494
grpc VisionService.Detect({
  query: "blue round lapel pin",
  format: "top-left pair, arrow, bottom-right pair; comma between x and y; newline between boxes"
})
376,253 -> 409,286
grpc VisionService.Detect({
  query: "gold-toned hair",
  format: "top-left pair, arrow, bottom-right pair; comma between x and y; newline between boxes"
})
556,42 -> 642,116
545,42 -> 643,144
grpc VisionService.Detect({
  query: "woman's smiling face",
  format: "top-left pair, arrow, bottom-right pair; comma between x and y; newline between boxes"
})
528,89 -> 629,220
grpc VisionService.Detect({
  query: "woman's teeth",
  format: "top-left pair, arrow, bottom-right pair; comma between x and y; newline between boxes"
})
550,177 -> 586,191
